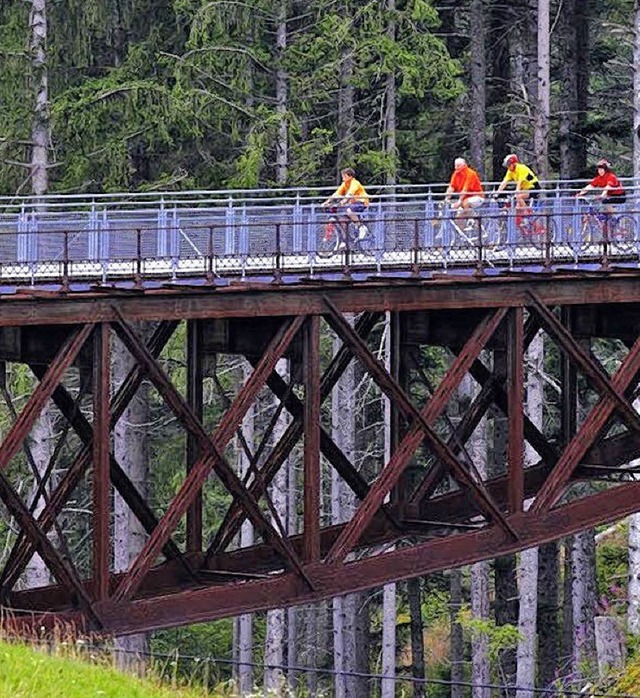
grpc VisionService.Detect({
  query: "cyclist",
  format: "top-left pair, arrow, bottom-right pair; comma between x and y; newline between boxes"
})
322,167 -> 370,241
494,154 -> 541,212
575,159 -> 626,210
444,158 -> 485,224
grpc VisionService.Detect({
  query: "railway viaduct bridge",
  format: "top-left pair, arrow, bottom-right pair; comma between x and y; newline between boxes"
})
1,185 -> 640,635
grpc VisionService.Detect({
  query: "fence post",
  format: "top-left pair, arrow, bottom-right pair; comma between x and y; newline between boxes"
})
225,196 -> 235,257
293,193 -> 303,253
274,222 -> 282,283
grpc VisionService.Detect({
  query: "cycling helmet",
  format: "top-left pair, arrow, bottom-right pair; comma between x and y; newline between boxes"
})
502,154 -> 519,168
596,159 -> 611,171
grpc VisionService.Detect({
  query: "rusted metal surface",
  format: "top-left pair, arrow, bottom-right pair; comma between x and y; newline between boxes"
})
186,320 -> 204,553
1,274 -> 640,636
507,308 -> 524,513
303,316 -> 321,562
92,323 -> 111,602
0,273 -> 640,329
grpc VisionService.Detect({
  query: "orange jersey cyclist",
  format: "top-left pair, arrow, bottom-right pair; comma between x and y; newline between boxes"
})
444,158 -> 485,217
322,167 -> 370,240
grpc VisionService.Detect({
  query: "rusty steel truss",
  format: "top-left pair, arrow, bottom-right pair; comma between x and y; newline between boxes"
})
1,271 -> 640,636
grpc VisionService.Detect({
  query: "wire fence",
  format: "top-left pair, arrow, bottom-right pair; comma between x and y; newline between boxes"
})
0,195 -> 639,287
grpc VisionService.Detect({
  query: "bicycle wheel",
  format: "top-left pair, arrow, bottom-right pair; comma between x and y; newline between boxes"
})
482,218 -> 505,250
317,221 -> 340,257
353,228 -> 375,255
580,217 -> 601,246
612,215 -> 635,244
528,214 -> 554,251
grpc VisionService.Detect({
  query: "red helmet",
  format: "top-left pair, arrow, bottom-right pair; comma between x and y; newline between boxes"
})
502,154 -> 519,168
596,159 -> 611,171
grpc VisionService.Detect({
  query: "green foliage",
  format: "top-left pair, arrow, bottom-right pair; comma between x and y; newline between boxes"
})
152,621 -> 235,689
457,606 -> 521,663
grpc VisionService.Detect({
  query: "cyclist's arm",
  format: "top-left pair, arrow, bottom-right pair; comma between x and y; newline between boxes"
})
600,183 -> 612,198
444,183 -> 455,204
576,183 -> 593,198
322,184 -> 345,206
495,178 -> 508,194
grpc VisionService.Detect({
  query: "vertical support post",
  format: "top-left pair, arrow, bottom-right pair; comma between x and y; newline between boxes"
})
507,307 -> 524,513
61,230 -> 70,292
186,320 -> 203,553
134,229 -> 142,289
206,226 -> 215,283
274,222 -> 282,283
411,219 -> 420,276
93,322 -> 111,601
303,315 -> 320,562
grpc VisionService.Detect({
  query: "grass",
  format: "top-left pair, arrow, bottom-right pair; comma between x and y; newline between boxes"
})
0,640 -> 211,698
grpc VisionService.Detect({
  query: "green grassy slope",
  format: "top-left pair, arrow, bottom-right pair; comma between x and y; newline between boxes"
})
0,641 -> 208,698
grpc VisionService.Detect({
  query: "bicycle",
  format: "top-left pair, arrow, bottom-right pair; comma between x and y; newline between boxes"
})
317,206 -> 373,257
488,193 -> 556,253
433,202 -> 487,246
575,197 -> 634,246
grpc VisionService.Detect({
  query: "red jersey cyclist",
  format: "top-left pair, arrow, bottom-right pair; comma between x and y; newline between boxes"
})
322,167 -> 370,240
494,153 -> 541,212
444,158 -> 485,220
576,159 -> 626,211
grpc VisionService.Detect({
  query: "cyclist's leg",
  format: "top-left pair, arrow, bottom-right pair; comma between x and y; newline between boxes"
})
602,195 -> 627,238
513,191 -> 530,234
345,202 -> 369,238
461,195 -> 485,231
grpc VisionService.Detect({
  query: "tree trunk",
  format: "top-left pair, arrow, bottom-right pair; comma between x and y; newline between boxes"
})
275,1 -> 288,185
264,361 -> 289,693
594,616 -> 625,678
450,569 -> 465,698
489,353 -> 517,696
471,560 -> 490,698
464,372 -> 490,698
536,541 -> 559,688
634,2 -> 640,180
408,577 -> 425,698
286,456 -> 298,689
384,0 -> 396,186
629,514 -> 640,634
113,328 -> 150,669
571,529 -> 597,681
235,360 -> 255,695
489,2 -> 512,178
381,582 -> 396,698
558,0 -> 589,179
337,42 -> 355,174
533,0 -> 550,179
381,312 -> 396,698
24,405 -> 54,589
331,331 -> 368,698
469,0 -> 486,175
30,0 -> 49,197
516,333 -> 543,697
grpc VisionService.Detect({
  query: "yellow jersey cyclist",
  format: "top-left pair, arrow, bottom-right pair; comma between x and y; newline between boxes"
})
495,154 -> 541,213
321,167 -> 370,241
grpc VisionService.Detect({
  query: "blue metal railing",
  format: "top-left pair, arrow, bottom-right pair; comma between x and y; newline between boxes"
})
0,193 -> 638,288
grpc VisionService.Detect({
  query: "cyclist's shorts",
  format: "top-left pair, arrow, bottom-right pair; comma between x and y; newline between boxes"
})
464,195 -> 485,209
340,202 -> 367,214
602,194 -> 627,205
